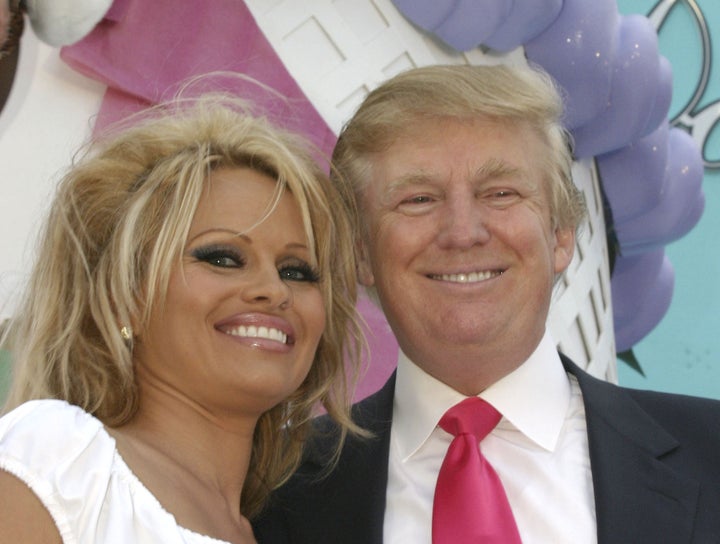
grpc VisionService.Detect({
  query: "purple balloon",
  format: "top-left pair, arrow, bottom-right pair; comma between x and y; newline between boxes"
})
484,0 -> 564,52
641,55 -> 673,136
392,0 -> 511,51
391,0 -> 454,30
615,128 -> 705,254
571,15 -> 661,157
595,122 -> 669,224
525,0 -> 618,129
611,250 -> 674,351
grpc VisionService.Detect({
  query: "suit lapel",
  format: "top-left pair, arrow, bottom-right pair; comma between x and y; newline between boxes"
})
563,357 -> 700,543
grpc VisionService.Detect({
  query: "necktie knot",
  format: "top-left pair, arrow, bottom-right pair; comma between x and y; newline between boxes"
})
438,396 -> 501,441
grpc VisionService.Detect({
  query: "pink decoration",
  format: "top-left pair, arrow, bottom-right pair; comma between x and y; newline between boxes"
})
60,0 -> 336,156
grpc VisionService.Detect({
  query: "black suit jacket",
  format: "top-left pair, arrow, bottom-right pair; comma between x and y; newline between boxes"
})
254,356 -> 720,543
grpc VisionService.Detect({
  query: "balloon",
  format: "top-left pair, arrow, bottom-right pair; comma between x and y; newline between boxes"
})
611,250 -> 674,352
525,0 -> 618,130
595,122 -> 669,224
391,0 -> 563,53
641,55 -> 673,136
484,0 -> 564,53
392,0 -> 510,51
391,0 -> 455,30
571,15 -> 661,157
614,128 -> 705,254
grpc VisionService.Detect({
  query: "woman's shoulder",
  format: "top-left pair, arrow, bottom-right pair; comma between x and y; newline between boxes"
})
1,398 -> 98,424
0,399 -> 107,451
0,400 -> 117,543
0,399 -> 115,487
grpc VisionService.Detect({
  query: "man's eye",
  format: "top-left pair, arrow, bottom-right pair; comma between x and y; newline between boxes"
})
403,195 -> 433,204
279,263 -> 321,283
191,247 -> 244,268
490,188 -> 520,198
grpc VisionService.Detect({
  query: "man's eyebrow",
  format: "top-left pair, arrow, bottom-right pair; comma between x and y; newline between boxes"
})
384,172 -> 436,194
471,158 -> 524,182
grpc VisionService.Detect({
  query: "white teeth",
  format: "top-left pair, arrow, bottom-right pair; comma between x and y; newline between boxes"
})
226,325 -> 288,344
434,271 -> 501,283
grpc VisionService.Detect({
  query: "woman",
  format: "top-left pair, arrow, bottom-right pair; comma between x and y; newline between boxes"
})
0,94 -> 364,543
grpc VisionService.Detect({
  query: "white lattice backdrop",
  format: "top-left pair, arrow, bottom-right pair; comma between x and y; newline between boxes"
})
245,0 -> 617,384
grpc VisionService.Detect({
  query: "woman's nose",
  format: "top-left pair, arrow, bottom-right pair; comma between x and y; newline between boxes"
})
241,267 -> 292,309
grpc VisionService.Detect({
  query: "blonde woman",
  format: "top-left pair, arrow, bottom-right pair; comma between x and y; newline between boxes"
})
0,94 -> 363,543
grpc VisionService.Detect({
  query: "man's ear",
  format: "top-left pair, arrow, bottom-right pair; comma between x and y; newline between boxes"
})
553,226 -> 576,275
357,238 -> 375,287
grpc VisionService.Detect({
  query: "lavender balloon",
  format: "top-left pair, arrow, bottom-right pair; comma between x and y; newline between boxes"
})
611,250 -> 674,352
392,0 -> 510,51
615,128 -> 704,254
571,15 -> 662,157
596,122 -> 669,224
484,0 -> 564,52
525,0 -> 618,129
641,55 -> 673,136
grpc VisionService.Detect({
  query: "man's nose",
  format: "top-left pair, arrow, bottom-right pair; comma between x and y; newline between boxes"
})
435,194 -> 491,249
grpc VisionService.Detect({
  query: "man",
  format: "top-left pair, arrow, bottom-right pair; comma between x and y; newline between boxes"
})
253,64 -> 720,543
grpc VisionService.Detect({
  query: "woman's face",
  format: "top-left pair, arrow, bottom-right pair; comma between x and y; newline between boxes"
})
133,167 -> 326,417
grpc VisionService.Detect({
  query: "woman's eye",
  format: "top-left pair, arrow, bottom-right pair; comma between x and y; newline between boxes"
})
191,247 -> 244,268
279,263 -> 321,283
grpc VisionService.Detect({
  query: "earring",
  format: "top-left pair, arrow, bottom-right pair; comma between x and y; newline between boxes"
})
120,326 -> 133,341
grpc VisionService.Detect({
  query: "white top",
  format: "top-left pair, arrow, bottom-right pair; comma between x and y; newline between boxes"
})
384,331 -> 597,543
0,399 -> 231,544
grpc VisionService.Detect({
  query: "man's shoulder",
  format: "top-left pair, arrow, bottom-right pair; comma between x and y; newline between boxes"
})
624,386 -> 720,432
568,356 -> 720,417
300,374 -> 396,468
566,356 -> 720,449
253,380 -> 396,543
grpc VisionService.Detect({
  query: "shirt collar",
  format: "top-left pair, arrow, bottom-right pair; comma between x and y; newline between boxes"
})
392,331 -> 571,460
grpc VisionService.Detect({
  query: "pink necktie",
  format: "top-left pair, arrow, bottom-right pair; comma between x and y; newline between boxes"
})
432,397 -> 522,543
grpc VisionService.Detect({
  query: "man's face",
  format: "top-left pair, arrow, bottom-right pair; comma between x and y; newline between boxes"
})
358,117 -> 575,393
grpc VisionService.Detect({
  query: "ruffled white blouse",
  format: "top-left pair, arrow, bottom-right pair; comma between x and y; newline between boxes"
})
0,399 -> 232,543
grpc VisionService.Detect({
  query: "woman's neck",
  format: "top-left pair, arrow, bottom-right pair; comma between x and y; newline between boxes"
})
107,388 -> 259,542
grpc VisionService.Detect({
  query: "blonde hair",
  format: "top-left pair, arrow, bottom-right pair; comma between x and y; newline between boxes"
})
332,63 -> 587,235
2,94 -> 364,517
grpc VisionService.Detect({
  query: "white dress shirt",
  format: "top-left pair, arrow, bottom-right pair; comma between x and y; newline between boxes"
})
383,331 -> 597,543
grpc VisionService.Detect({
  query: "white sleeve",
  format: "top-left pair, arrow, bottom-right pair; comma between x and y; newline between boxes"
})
0,400 -> 115,544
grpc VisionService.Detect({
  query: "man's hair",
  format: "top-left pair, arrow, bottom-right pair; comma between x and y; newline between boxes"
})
332,63 -> 587,235
1,93 -> 364,518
